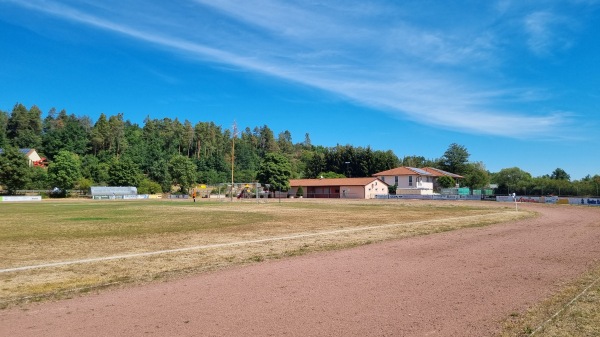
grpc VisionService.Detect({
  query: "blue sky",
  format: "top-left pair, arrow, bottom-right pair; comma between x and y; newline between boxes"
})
1,0 -> 599,179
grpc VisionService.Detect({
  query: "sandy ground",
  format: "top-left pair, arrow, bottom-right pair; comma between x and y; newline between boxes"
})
2,202 -> 600,337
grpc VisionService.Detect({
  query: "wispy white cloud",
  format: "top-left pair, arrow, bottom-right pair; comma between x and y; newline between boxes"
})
524,11 -> 575,55
3,0 -> 591,138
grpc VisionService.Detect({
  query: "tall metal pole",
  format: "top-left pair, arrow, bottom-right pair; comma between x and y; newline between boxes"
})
231,121 -> 237,202
231,138 -> 234,202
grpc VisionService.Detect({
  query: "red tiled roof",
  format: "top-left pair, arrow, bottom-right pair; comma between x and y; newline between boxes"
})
372,166 -> 433,177
290,177 -> 388,187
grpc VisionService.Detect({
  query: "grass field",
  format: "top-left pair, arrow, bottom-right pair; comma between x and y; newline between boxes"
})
1,198 -> 526,307
5,198 -> 599,336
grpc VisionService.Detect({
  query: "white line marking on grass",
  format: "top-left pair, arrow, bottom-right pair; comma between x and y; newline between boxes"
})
529,273 -> 600,336
0,212 -> 511,274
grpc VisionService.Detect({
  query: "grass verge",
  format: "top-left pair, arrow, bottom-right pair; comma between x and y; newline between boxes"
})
498,262 -> 600,337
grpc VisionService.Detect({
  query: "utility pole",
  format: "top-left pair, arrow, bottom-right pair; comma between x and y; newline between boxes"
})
231,121 -> 238,202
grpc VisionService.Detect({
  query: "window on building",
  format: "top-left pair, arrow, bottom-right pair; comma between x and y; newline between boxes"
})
409,176 -> 413,186
395,176 -> 398,185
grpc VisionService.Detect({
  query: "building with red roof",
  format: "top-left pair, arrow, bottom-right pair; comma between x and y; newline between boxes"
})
289,177 -> 389,199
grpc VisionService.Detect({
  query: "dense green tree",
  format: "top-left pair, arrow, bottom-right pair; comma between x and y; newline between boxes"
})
437,176 -> 455,189
80,155 -> 109,184
545,178 -> 569,196
589,175 -> 600,196
277,130 -> 294,155
0,109 -> 8,148
7,104 -> 42,149
91,113 -> 110,155
168,118 -> 184,155
168,155 -> 196,193
47,150 -> 82,191
401,155 -> 428,167
257,153 -> 292,192
256,125 -> 279,156
77,177 -> 93,194
440,143 -> 470,175
0,146 -> 30,194
318,171 -> 346,178
121,122 -> 145,165
137,178 -> 162,194
372,150 -> 400,173
234,169 -> 256,183
528,175 -> 582,196
593,175 -> 600,196
529,176 -> 551,196
194,121 -> 224,160
234,139 -> 260,172
182,120 -> 194,157
108,157 -> 142,187
26,166 -> 49,190
140,118 -> 166,174
108,113 -> 127,157
550,168 -> 570,181
492,167 -> 532,194
303,133 -> 312,148
304,150 -> 327,178
463,162 -> 490,190
197,169 -> 227,185
42,109 -> 90,159
301,145 -> 398,179
148,158 -> 171,192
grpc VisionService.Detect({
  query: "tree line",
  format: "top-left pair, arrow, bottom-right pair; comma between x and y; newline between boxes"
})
0,103 -> 598,196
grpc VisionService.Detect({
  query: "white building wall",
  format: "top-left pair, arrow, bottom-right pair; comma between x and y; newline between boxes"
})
341,185 -> 365,199
379,175 -> 433,191
364,179 -> 389,199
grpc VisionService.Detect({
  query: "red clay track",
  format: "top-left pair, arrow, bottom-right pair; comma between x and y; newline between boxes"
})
2,203 -> 600,336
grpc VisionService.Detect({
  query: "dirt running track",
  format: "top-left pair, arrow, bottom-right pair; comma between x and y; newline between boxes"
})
2,203 -> 600,336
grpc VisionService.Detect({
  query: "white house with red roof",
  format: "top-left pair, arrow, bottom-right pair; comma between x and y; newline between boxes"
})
372,167 -> 435,194
420,167 -> 464,189
289,177 -> 389,199
372,166 -> 464,195
0,148 -> 44,167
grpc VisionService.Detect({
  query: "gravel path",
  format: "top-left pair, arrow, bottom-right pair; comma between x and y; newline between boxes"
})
2,203 -> 600,336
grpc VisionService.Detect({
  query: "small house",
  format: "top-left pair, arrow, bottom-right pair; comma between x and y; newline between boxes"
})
289,177 -> 389,199
0,148 -> 44,167
372,167 -> 435,195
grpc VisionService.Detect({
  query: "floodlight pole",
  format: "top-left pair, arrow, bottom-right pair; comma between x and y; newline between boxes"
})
231,143 -> 234,202
231,121 -> 238,202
